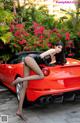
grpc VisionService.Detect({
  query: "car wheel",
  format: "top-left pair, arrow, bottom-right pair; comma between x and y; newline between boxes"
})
16,82 -> 31,107
16,83 -> 23,101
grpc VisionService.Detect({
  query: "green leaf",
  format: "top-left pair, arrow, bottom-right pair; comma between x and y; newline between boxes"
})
0,25 -> 9,32
0,32 -> 12,44
0,9 -> 14,23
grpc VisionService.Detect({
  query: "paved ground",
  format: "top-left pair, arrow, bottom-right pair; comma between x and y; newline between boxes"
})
0,86 -> 80,123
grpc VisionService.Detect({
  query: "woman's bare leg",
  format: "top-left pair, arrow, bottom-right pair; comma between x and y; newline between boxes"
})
16,63 -> 30,119
12,56 -> 44,85
16,56 -> 44,119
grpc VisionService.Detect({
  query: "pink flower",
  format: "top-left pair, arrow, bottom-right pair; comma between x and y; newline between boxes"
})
10,24 -> 15,32
14,31 -> 21,37
39,35 -> 44,39
22,31 -> 29,36
39,26 -> 45,34
18,39 -> 26,45
65,32 -> 70,40
16,24 -> 24,29
34,26 -> 45,36
33,22 -> 45,36
22,39 -> 26,44
48,42 -> 52,48
68,41 -> 73,45
33,22 -> 39,29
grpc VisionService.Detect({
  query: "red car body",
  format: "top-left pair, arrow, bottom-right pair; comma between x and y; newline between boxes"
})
0,52 -> 80,103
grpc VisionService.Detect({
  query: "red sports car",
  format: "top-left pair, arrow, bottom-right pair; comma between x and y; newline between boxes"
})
0,51 -> 80,104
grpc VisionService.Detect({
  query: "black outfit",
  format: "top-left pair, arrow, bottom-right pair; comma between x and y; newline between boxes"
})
26,53 -> 51,65
24,49 -> 66,66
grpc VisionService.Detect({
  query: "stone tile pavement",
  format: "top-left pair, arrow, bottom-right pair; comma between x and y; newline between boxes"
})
0,91 -> 80,123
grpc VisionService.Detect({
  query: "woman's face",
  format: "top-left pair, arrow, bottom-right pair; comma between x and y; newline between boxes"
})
55,45 -> 63,53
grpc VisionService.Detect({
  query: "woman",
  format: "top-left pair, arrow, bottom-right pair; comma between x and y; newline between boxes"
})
12,41 -> 66,120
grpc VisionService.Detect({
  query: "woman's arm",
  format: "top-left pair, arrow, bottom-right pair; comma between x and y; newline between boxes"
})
40,48 -> 56,58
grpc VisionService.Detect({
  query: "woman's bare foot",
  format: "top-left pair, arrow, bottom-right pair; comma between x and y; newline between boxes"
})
11,77 -> 23,86
16,112 -> 26,121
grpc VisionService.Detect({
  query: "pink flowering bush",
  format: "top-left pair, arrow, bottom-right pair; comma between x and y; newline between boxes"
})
9,21 -> 55,53
8,21 -> 80,59
9,23 -> 30,53
1,20 -> 80,62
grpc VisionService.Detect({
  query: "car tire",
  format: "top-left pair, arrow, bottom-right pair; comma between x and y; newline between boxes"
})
16,82 -> 23,101
16,82 -> 31,107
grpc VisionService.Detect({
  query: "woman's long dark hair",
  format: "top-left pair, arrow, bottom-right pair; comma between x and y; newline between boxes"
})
55,42 -> 67,65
